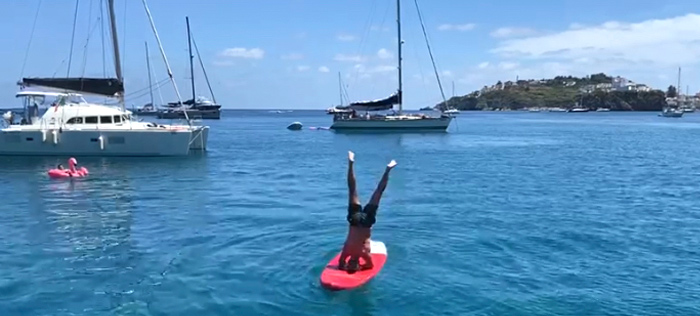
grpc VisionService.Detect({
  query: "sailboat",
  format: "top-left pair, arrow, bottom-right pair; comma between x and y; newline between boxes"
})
442,81 -> 459,115
159,16 -> 221,120
133,42 -> 159,116
660,67 -> 685,118
327,72 -> 353,115
0,0 -> 209,156
329,0 -> 453,132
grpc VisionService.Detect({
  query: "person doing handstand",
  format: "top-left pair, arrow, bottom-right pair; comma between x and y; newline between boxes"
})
338,151 -> 396,273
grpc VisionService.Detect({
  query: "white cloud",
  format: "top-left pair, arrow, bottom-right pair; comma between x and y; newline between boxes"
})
212,60 -> 235,67
490,27 -> 537,38
498,62 -> 519,70
377,48 -> 393,59
219,47 -> 265,59
491,13 -> 700,67
337,34 -> 357,42
438,23 -> 476,31
442,70 -> 453,77
296,65 -> 310,72
318,66 -> 330,73
281,53 -> 304,60
460,61 -> 578,87
334,54 -> 367,62
371,26 -> 390,32
450,14 -> 700,95
354,64 -> 395,75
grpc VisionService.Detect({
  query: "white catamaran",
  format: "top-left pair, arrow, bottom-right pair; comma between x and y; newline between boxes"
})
0,0 -> 209,156
329,0 -> 453,132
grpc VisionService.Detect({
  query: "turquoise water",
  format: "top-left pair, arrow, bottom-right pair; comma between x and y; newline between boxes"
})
1,110 -> 700,315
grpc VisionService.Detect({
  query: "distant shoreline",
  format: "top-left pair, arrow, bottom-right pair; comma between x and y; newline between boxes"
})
0,107 -> 673,112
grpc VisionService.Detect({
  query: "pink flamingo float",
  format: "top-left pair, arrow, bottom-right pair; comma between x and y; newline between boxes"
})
47,157 -> 89,179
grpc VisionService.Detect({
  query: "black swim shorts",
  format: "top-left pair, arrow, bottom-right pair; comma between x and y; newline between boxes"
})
347,203 -> 378,228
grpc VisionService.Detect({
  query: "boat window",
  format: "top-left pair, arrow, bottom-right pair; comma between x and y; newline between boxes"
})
108,136 -> 125,144
66,117 -> 83,124
85,116 -> 98,124
113,115 -> 122,123
100,116 -> 113,124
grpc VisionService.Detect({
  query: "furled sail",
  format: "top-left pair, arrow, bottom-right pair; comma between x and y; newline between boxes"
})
21,78 -> 124,97
338,91 -> 401,112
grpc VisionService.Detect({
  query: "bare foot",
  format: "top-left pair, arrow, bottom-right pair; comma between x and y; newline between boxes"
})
386,160 -> 397,170
348,151 -> 355,162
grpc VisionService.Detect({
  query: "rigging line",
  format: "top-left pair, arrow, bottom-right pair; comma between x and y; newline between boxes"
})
106,77 -> 170,104
412,0 -> 447,106
120,77 -> 169,99
105,80 -> 169,105
67,0 -> 81,77
121,0 -> 127,80
348,0 -> 377,97
52,59 -> 68,78
100,0 -> 106,77
80,0 -> 96,77
151,53 -> 165,106
410,22 -> 428,100
19,0 -> 43,79
191,33 -> 217,104
141,0 -> 191,125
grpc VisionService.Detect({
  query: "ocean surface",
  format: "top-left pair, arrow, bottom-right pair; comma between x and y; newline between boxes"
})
1,109 -> 700,316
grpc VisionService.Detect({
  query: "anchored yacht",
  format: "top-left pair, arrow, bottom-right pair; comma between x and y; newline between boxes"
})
0,90 -> 207,156
0,0 -> 209,156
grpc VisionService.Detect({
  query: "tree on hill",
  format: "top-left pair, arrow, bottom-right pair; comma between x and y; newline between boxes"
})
666,85 -> 678,98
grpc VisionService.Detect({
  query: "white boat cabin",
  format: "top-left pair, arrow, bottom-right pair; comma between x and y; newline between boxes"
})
11,91 -> 135,130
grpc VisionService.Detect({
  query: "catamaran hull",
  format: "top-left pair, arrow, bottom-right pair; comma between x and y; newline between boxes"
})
0,129 -> 201,157
330,117 -> 452,131
188,126 -> 209,150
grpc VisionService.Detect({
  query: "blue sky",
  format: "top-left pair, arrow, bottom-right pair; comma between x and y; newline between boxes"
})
0,0 -> 698,109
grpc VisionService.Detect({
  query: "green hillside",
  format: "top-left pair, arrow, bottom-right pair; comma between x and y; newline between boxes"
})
436,73 -> 667,111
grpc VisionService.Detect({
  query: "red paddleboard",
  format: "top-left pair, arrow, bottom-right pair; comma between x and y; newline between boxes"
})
319,240 -> 387,291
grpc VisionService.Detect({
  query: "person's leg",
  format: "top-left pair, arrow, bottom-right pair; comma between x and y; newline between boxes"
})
346,256 -> 360,273
360,240 -> 374,270
347,151 -> 360,206
366,160 -> 397,209
338,250 -> 349,270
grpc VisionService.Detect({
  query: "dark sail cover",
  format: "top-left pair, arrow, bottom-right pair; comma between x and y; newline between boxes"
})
339,91 -> 401,112
167,98 -> 197,106
22,78 -> 124,97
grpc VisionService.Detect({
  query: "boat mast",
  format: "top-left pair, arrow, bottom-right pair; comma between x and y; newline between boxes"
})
141,0 -> 191,125
186,16 -> 196,103
338,72 -> 343,106
145,41 -> 154,106
677,67 -> 681,99
396,0 -> 403,115
107,0 -> 124,110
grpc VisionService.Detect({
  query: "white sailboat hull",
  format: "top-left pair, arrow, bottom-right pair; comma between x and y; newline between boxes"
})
330,116 -> 452,131
0,126 -> 208,156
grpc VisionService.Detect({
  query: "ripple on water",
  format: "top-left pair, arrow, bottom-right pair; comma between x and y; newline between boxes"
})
4,113 -> 700,315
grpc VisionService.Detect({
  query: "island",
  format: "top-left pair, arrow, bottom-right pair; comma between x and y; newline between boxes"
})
435,73 -> 671,112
